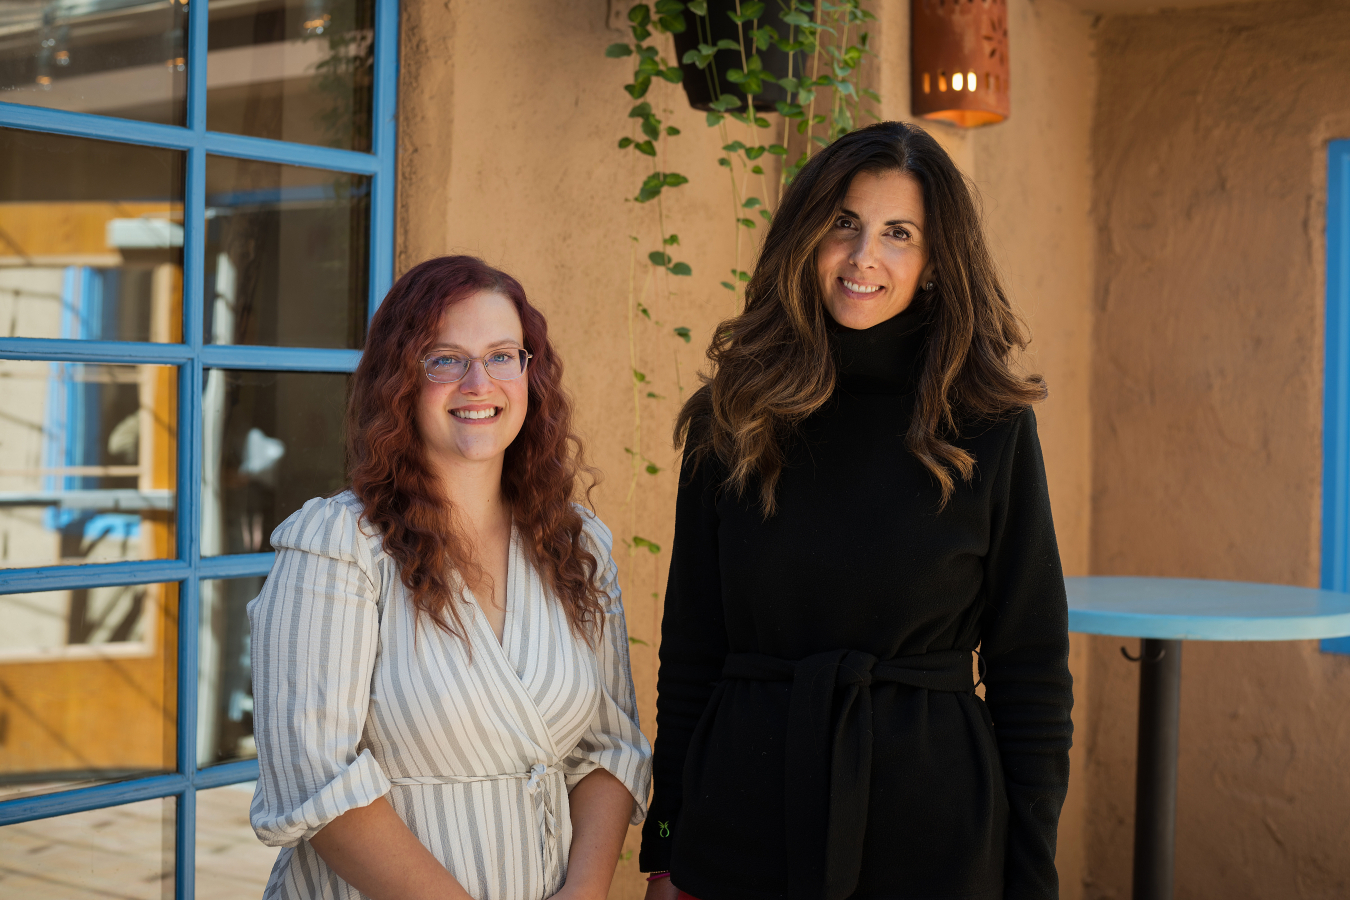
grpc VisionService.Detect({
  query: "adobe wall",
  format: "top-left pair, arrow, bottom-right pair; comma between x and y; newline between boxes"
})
1089,1 -> 1350,896
396,1 -> 1098,897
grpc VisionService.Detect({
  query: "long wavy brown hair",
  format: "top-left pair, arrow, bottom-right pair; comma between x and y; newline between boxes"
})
347,255 -> 604,641
678,121 -> 1045,513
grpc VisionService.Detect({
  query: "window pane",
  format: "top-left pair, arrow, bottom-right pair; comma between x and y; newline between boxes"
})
0,360 -> 177,570
204,156 -> 369,349
0,582 -> 177,801
207,0 -> 374,152
201,369 -> 348,557
196,782 -> 277,897
0,1 -> 187,126
0,796 -> 174,898
0,128 -> 185,343
198,577 -> 261,767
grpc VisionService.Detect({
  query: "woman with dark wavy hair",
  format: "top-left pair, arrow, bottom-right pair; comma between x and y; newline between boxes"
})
249,256 -> 651,900
640,122 -> 1073,900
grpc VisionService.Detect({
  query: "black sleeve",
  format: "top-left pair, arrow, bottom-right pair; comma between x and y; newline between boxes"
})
638,430 -> 729,872
979,408 -> 1075,900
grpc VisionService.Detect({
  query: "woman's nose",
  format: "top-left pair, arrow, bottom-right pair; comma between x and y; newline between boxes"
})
459,360 -> 493,391
849,231 -> 878,268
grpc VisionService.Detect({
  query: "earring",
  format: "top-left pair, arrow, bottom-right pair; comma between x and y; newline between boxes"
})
924,280 -> 936,292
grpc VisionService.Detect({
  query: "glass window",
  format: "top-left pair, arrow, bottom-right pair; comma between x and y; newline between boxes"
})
207,0 -> 374,152
0,360 -> 177,570
201,369 -> 349,556
0,796 -> 175,897
0,582 -> 177,801
198,576 -> 263,767
195,782 -> 277,897
0,1 -> 188,127
0,127 -> 185,344
204,155 -> 369,349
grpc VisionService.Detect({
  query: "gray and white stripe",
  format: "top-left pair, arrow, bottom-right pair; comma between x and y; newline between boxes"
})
248,492 -> 651,900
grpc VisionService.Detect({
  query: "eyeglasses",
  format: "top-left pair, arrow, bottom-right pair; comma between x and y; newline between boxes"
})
421,348 -> 532,383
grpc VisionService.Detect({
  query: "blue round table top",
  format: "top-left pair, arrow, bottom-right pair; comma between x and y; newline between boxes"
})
1064,576 -> 1350,641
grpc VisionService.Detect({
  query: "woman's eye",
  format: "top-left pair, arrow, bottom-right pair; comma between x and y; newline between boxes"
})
432,355 -> 462,367
835,216 -> 855,229
889,228 -> 911,240
488,352 -> 513,364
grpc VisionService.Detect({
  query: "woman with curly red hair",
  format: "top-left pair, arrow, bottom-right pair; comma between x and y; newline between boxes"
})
248,256 -> 651,900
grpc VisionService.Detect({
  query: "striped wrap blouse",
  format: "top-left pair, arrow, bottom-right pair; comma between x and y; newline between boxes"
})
248,491 -> 652,900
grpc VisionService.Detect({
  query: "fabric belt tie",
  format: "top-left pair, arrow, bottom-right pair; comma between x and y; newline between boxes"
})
722,649 -> 975,900
391,763 -> 561,878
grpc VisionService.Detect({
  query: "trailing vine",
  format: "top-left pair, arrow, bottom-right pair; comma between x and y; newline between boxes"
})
605,1 -> 877,644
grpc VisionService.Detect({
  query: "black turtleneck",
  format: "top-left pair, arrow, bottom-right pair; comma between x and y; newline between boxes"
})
639,306 -> 1074,900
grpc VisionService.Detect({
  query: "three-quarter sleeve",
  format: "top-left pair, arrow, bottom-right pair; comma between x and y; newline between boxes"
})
638,424 -> 729,873
558,510 -> 653,825
248,496 -> 392,848
979,408 -> 1075,899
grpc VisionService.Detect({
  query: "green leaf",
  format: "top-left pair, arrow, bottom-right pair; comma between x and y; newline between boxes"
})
628,101 -> 653,118
728,0 -> 765,22
606,43 -> 633,58
658,14 -> 687,33
708,94 -> 743,111
715,39 -> 740,51
776,76 -> 800,92
663,172 -> 689,187
618,137 -> 634,148
636,173 -> 663,201
673,326 -> 692,342
625,78 -> 651,98
782,10 -> 811,26
646,391 -> 666,399
775,101 -> 803,117
642,118 -> 661,140
745,145 -> 766,159
743,197 -> 762,208
668,262 -> 692,276
754,115 -> 771,127
637,45 -> 661,59
648,251 -> 673,266
751,164 -> 764,174
720,281 -> 736,290
738,217 -> 756,228
633,369 -> 648,382
637,302 -> 651,319
718,157 -> 731,167
646,462 -> 661,474
725,68 -> 745,84
660,66 -> 684,82
687,0 -> 708,14
636,140 -> 657,156
664,233 -> 680,246
654,0 -> 685,14
632,535 -> 662,554
722,141 -> 746,153
666,125 -> 681,136
736,269 -> 751,281
705,111 -> 724,126
628,5 -> 651,26
768,143 -> 788,155
759,209 -> 772,221
628,635 -> 650,646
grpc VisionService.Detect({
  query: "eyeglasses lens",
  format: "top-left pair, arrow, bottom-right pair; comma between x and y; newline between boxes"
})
425,350 -> 527,383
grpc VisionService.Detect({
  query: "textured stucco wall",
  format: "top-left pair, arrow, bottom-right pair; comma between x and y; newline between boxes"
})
396,2 -> 1097,898
1088,1 -> 1350,897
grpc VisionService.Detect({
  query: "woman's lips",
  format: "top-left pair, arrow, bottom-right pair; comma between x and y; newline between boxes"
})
451,406 -> 501,423
838,277 -> 885,300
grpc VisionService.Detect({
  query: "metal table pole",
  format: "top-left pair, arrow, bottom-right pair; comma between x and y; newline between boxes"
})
1132,638 -> 1183,900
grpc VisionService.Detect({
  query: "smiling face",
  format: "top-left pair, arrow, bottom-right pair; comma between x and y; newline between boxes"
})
415,290 -> 529,477
816,168 -> 934,330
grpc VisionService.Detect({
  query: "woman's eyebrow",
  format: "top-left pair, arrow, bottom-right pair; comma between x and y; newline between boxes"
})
838,207 -> 921,229
428,338 -> 522,351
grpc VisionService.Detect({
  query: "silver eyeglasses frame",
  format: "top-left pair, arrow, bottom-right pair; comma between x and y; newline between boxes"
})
420,349 -> 533,384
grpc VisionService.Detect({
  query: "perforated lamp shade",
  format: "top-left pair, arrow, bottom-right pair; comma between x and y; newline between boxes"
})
911,0 -> 1010,128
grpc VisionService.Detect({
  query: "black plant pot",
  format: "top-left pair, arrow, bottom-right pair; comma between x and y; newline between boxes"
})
672,2 -> 809,112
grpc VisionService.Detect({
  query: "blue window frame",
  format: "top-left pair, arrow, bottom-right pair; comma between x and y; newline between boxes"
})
1322,139 -> 1350,655
0,1 -> 399,895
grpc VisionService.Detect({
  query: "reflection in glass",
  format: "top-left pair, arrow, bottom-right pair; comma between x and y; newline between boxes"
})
198,577 -> 262,767
207,0 -> 374,151
0,128 -> 185,343
201,369 -> 348,557
0,0 -> 187,125
204,156 -> 369,349
196,782 -> 278,897
0,360 -> 177,570
0,583 -> 177,801
0,796 -> 175,897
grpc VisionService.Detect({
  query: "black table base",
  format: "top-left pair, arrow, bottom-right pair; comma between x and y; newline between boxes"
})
1131,638 -> 1183,900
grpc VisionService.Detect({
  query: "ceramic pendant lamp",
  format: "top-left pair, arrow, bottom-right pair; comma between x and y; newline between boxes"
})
911,0 -> 1010,127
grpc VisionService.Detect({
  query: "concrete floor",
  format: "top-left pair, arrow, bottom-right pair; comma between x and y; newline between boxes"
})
0,781 -> 277,899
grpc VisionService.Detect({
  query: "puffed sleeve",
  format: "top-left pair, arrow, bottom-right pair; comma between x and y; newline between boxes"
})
557,507 -> 653,825
248,495 -> 392,848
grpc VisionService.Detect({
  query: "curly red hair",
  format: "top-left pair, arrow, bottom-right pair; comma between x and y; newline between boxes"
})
347,255 -> 603,640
